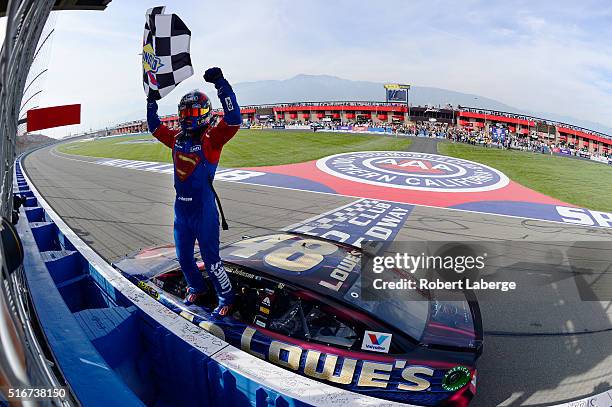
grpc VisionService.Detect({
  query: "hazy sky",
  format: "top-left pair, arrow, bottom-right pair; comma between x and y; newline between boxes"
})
13,0 -> 612,137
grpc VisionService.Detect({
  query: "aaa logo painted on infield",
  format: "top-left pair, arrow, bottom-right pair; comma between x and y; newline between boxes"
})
317,151 -> 510,192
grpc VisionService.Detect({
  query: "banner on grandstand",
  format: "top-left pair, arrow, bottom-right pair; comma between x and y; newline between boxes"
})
590,155 -> 608,164
368,126 -> 393,134
142,6 -> 193,100
384,83 -> 410,103
286,125 -> 311,130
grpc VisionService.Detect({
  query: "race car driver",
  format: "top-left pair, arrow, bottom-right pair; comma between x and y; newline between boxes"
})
146,67 -> 240,317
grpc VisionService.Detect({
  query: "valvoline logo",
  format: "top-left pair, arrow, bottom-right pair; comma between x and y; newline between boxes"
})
369,333 -> 389,345
361,330 -> 392,353
317,151 -> 509,192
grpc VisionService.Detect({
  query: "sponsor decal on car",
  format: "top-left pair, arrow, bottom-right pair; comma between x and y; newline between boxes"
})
236,326 -> 435,392
441,366 -> 471,391
361,330 -> 392,353
137,281 -> 160,299
125,272 -> 451,401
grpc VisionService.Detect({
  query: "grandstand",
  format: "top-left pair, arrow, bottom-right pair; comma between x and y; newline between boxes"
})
112,101 -> 612,155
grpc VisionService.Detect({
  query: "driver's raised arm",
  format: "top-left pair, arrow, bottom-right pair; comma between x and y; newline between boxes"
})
202,68 -> 241,149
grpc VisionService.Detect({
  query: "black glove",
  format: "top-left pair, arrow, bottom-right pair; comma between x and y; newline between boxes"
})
204,67 -> 224,84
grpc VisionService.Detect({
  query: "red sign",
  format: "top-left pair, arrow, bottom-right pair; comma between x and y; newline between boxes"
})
26,104 -> 81,132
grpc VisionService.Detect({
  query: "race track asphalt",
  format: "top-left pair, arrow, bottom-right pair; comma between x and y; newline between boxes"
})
23,138 -> 612,407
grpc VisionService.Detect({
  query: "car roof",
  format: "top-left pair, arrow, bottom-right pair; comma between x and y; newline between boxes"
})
220,233 -> 362,301
115,233 -> 362,303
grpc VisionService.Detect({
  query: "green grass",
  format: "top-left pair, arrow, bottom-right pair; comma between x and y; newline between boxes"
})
58,130 -> 412,167
60,132 -> 611,212
59,133 -> 172,162
438,142 -> 612,212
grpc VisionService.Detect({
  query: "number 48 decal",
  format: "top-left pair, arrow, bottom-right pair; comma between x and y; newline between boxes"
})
227,234 -> 338,273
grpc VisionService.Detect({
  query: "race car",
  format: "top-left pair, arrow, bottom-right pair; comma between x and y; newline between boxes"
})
114,233 -> 483,406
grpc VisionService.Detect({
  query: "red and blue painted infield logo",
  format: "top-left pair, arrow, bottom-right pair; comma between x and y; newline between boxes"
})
94,156 -> 612,229
316,151 -> 509,192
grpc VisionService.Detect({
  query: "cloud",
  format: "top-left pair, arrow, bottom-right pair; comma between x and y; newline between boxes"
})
31,0 -> 612,137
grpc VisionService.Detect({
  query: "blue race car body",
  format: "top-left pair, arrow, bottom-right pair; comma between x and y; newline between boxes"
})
114,233 -> 483,406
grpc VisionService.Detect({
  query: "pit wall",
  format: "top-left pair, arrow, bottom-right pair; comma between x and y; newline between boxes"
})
13,153 -> 398,407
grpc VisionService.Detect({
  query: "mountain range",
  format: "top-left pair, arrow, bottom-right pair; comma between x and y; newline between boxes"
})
231,74 -> 611,135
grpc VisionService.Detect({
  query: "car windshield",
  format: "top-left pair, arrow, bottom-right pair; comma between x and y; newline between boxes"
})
343,278 -> 429,341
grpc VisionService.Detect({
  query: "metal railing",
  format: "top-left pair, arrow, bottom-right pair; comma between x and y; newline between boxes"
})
0,2 -> 72,405
0,0 -> 54,218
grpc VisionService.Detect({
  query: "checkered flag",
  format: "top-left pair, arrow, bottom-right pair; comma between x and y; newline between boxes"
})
142,6 -> 193,100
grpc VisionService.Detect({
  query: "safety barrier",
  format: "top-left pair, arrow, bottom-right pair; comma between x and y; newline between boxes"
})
14,153 -> 396,407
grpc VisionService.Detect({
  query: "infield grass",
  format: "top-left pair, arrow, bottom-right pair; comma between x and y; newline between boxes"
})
438,142 -> 612,212
58,132 -> 612,212
58,130 -> 412,167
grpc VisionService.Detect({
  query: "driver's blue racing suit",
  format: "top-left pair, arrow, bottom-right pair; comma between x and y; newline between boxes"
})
146,79 -> 240,307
